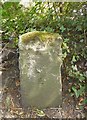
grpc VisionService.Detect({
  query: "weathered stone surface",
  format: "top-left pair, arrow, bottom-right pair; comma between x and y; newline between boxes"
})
19,31 -> 62,108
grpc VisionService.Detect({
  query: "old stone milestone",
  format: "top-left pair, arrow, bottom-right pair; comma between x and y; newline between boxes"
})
19,31 -> 62,108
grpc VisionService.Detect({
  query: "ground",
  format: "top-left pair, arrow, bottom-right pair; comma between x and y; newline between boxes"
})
0,42 -> 86,119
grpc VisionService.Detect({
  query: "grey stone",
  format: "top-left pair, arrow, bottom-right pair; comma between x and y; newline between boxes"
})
19,31 -> 62,108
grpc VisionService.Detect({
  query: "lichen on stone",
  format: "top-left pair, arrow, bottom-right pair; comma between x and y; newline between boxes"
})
20,31 -> 62,44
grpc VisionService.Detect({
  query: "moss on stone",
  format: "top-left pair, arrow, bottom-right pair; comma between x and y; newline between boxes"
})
20,31 -> 62,44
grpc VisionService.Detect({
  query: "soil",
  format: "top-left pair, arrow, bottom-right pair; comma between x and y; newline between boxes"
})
0,42 -> 86,119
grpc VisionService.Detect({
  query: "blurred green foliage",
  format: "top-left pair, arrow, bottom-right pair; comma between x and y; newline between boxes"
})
1,2 -> 87,107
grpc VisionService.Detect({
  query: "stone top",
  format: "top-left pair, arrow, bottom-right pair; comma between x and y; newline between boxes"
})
19,31 -> 62,44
